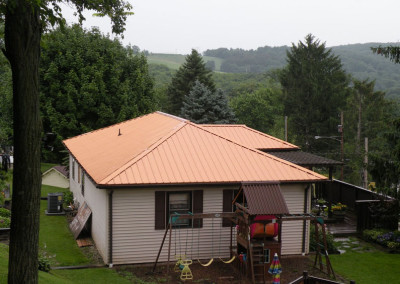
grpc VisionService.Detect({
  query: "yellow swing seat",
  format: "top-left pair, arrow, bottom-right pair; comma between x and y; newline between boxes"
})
180,260 -> 193,281
219,256 -> 236,264
197,258 -> 214,267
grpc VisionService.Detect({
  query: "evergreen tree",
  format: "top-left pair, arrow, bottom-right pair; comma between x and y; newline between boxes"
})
167,49 -> 215,115
279,34 -> 349,152
180,80 -> 236,124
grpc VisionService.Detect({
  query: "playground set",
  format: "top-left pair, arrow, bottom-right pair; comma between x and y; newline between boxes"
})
153,183 -> 335,283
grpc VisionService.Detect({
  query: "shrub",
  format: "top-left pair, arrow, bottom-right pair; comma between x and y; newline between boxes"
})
0,217 -> 10,228
363,229 -> 386,242
38,254 -> 51,272
63,191 -> 73,207
310,224 -> 337,253
0,208 -> 10,218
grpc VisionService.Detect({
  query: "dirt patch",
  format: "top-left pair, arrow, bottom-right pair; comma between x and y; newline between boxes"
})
115,255 -> 347,284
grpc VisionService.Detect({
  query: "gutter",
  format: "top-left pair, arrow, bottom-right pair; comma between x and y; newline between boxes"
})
108,189 -> 114,267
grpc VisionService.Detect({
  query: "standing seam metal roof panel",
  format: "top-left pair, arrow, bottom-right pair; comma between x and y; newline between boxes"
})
242,183 -> 290,215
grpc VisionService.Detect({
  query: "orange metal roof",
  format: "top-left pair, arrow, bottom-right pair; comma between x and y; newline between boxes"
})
64,112 -> 326,186
200,124 -> 299,150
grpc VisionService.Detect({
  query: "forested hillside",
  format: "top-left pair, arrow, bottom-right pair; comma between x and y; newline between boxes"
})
149,42 -> 400,99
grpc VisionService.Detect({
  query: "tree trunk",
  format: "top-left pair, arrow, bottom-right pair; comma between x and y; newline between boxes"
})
4,1 -> 42,283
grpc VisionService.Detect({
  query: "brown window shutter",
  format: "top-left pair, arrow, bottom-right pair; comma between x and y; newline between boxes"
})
192,190 -> 203,228
155,191 -> 166,230
222,190 -> 234,227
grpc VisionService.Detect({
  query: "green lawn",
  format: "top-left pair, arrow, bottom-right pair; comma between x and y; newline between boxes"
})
330,251 -> 400,283
0,183 -> 134,283
41,184 -> 67,198
147,53 -> 224,71
39,200 -> 89,266
41,163 -> 57,173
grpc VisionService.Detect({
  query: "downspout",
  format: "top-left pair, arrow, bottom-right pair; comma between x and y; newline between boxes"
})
108,190 -> 114,267
302,184 -> 311,255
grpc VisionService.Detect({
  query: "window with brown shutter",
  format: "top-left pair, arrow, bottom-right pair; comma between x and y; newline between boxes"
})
222,189 -> 238,227
192,190 -> 203,228
155,191 -> 166,230
154,190 -> 203,230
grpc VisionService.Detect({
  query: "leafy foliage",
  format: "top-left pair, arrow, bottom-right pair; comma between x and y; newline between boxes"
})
167,49 -> 216,115
309,224 -> 337,254
180,81 -> 236,124
230,85 -> 281,134
344,79 -> 395,185
279,34 -> 349,152
40,25 -> 156,161
0,216 -> 10,228
371,45 -> 400,64
0,208 -> 11,218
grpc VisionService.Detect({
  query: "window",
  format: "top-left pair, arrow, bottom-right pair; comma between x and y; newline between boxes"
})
78,166 -> 81,183
72,159 -> 75,180
168,192 -> 191,227
222,189 -> 239,227
81,171 -> 85,196
263,249 -> 270,263
155,190 -> 203,230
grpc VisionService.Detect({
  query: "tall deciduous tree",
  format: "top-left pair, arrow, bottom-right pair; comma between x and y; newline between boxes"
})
279,34 -> 349,152
344,79 -> 394,185
40,25 -> 155,161
167,49 -> 215,115
1,1 -> 131,282
230,85 -> 282,134
180,80 -> 236,124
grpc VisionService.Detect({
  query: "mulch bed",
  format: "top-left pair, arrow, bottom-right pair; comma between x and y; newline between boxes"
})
115,254 -> 348,284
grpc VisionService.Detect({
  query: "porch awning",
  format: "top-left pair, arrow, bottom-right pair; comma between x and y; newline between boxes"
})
241,182 -> 290,215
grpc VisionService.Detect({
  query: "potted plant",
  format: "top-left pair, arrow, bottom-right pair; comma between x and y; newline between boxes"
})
330,203 -> 347,221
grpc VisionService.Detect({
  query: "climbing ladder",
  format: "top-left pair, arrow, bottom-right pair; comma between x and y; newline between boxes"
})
313,218 -> 335,279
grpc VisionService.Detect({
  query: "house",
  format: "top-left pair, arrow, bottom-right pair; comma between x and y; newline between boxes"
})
42,165 -> 69,188
63,112 -> 327,266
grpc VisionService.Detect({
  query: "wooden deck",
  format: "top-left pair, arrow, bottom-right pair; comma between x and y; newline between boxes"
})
327,211 -> 357,236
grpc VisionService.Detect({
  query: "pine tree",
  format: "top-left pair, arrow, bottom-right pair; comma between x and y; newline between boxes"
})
279,34 -> 349,152
167,49 -> 215,115
180,80 -> 236,124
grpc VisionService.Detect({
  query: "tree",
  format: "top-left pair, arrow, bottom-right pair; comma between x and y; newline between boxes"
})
1,0 -> 131,282
344,79 -> 394,185
230,86 -> 281,134
40,25 -> 156,161
167,49 -> 215,115
279,34 -> 349,152
372,45 -> 400,63
180,80 -> 236,124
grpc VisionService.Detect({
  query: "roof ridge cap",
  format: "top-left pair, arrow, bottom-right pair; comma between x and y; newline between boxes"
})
156,111 -> 188,122
187,122 -> 326,180
100,121 -> 187,184
63,112 -> 158,143
241,125 -> 300,149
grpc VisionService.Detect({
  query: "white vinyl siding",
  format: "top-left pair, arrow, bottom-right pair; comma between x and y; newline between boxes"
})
68,155 -> 109,263
280,184 -> 310,255
42,169 -> 69,188
111,186 -> 237,265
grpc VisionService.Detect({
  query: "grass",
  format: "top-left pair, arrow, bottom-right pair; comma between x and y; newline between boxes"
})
41,184 -> 67,198
330,248 -> 400,283
39,200 -> 89,266
147,53 -> 224,71
0,183 -> 135,283
41,163 -> 57,173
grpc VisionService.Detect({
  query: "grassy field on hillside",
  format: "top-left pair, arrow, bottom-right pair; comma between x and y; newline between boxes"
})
147,53 -> 223,71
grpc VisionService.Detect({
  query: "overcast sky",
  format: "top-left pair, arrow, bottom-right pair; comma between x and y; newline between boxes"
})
62,0 -> 400,54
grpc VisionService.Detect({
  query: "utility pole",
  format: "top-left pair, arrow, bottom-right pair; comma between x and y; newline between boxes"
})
338,111 -> 344,180
363,137 -> 368,189
284,116 -> 288,142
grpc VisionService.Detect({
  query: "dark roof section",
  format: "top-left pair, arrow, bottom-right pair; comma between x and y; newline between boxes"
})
266,151 -> 343,167
53,165 -> 69,178
241,182 -> 289,215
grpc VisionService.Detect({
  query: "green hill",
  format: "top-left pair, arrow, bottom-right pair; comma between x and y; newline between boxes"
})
148,43 -> 400,100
